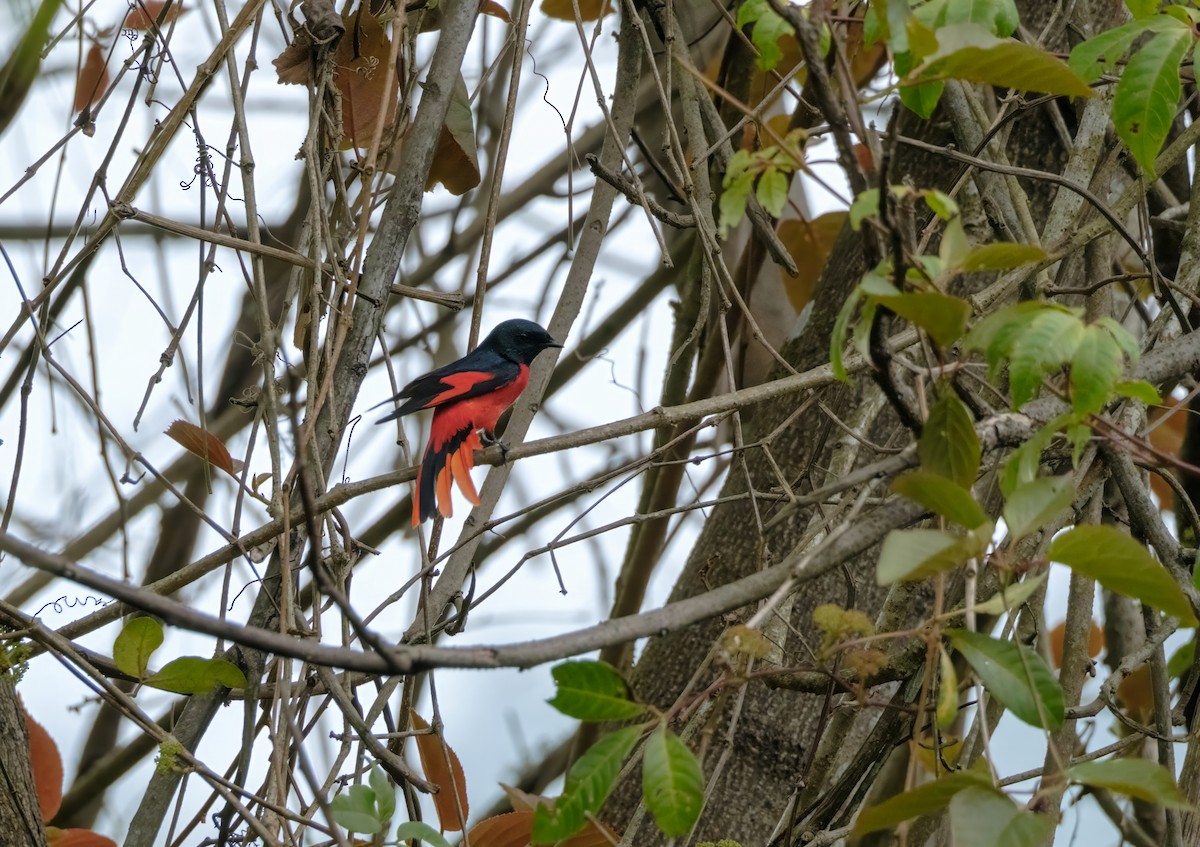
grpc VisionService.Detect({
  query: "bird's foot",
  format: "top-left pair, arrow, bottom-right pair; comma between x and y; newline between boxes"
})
480,430 -> 511,463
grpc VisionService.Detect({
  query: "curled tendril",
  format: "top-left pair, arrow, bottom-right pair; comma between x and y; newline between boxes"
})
35,595 -> 112,616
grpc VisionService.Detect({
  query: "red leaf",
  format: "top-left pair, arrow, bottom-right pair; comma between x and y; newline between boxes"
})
22,702 -> 63,822
481,1 -> 512,21
164,420 -> 238,476
123,1 -> 187,30
45,828 -> 118,847
409,710 -> 469,832
73,43 -> 108,114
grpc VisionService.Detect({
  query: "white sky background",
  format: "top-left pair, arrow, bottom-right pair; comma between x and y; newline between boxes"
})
0,1 -> 1175,845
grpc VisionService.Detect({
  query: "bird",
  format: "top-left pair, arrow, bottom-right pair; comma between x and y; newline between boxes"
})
376,319 -> 562,525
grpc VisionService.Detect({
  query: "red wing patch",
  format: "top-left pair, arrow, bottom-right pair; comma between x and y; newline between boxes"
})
425,371 -> 495,408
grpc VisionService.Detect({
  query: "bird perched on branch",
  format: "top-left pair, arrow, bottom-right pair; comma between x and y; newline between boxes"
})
376,319 -> 562,525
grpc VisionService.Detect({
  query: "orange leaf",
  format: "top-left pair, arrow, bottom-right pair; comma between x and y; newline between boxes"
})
334,7 -> 398,151
164,420 -> 237,476
409,710 -> 469,832
123,1 -> 187,30
481,1 -> 512,21
74,43 -> 108,114
1116,664 -> 1155,724
45,828 -> 118,847
467,811 -> 535,847
540,0 -> 614,22
775,212 -> 847,312
22,702 -> 63,822
1047,618 -> 1103,669
489,785 -> 619,845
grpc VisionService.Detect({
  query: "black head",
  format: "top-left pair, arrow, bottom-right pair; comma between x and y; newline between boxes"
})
483,319 -> 562,364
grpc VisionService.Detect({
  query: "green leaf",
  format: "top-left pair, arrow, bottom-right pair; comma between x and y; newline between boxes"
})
912,0 -> 1019,37
1008,307 -> 1084,407
1067,759 -> 1191,809
532,725 -> 642,844
642,727 -> 704,837
1003,475 -> 1074,540
900,76 -> 945,118
877,526 -> 991,584
1166,640 -> 1194,679
1070,325 -> 1123,415
394,821 -> 453,847
939,217 -> 970,270
999,414 -> 1071,497
964,302 -> 1060,370
973,571 -> 1048,615
735,0 -> 795,71
547,660 -> 646,722
756,167 -> 788,217
1098,316 -> 1141,364
1049,525 -> 1198,625
853,770 -> 994,835
960,242 -> 1048,272
370,766 -> 395,823
719,171 -> 755,238
0,0 -> 66,137
1113,26 -> 1192,176
949,787 -> 1055,847
849,188 -> 880,230
920,391 -> 981,488
113,616 -> 163,679
925,190 -> 959,220
1068,17 -> 1179,82
870,290 -> 972,347
948,630 -> 1065,729
331,784 -> 383,834
831,287 -> 863,383
1114,380 -> 1161,405
1126,0 -> 1161,19
914,24 -> 1093,97
893,470 -> 989,529
937,646 -> 959,729
144,656 -> 248,694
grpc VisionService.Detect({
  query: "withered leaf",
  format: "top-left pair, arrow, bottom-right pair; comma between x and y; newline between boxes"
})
540,0 -> 614,22
124,1 -> 187,30
425,73 -> 480,195
775,211 -> 846,312
22,700 -> 62,822
272,31 -> 316,86
335,6 -> 399,150
409,710 -> 469,832
164,420 -> 238,476
74,42 -> 108,114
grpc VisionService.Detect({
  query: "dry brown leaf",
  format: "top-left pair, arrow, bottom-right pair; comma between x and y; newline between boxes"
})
775,212 -> 847,312
500,781 -> 546,812
124,1 -> 187,30
164,420 -> 237,476
334,7 -> 399,150
272,32 -> 316,86
410,710 -> 469,832
467,811 -> 535,847
425,74 -> 480,195
74,42 -> 108,114
481,1 -> 512,22
1148,398 -> 1188,508
23,701 -> 62,822
1047,618 -> 1103,669
540,0 -> 614,22
1116,664 -> 1155,724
